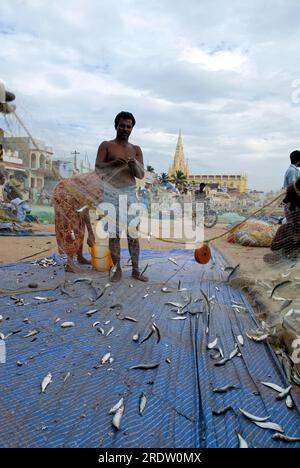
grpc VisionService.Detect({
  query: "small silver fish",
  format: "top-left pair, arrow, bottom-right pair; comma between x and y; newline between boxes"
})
73,277 -> 92,284
276,385 -> 292,400
171,316 -> 187,320
161,287 -> 173,293
237,433 -> 248,448
129,363 -> 160,370
63,372 -> 71,382
132,333 -> 139,342
93,321 -> 100,328
214,358 -> 229,366
109,397 -> 124,415
139,392 -> 147,416
239,408 -> 270,422
97,327 -> 105,335
23,329 -> 39,338
271,280 -> 292,298
168,257 -> 178,266
141,329 -> 154,343
123,316 -> 138,323
229,345 -> 239,360
112,404 -> 124,430
41,372 -> 52,393
213,384 -> 239,393
86,309 -> 98,317
272,433 -> 300,442
106,326 -> 114,337
100,352 -> 111,365
261,382 -> 285,393
253,421 -> 284,433
165,301 -> 185,308
237,335 -> 244,346
0,315 -> 3,322
246,333 -> 268,342
61,322 -> 75,328
228,264 -> 240,282
286,395 -> 294,409
207,338 -> 218,349
143,294 -> 149,299
212,406 -> 234,416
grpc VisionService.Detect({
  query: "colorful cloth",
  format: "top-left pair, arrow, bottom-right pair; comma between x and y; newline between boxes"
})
53,172 -> 103,256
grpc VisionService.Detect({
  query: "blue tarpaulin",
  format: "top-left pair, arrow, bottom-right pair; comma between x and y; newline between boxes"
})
0,248 -> 299,448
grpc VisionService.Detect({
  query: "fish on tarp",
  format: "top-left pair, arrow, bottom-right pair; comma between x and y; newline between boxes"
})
86,309 -> 98,317
132,333 -> 139,342
61,322 -> 75,328
228,264 -> 240,282
272,433 -> 300,442
207,337 -> 218,350
239,408 -> 270,422
112,404 -> 124,430
23,329 -> 39,338
253,421 -> 284,433
212,406 -> 234,416
237,433 -> 248,448
41,373 -> 52,393
213,384 -> 239,393
109,397 -> 124,415
276,385 -> 292,400
129,363 -> 159,370
261,382 -> 285,393
139,393 -> 147,416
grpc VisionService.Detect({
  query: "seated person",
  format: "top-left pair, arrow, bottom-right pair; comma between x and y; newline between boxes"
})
264,177 -> 300,263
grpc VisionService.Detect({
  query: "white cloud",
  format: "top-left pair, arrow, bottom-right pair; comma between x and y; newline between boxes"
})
1,0 -> 300,190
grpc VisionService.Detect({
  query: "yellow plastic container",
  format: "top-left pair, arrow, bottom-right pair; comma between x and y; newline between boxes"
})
90,241 -> 113,272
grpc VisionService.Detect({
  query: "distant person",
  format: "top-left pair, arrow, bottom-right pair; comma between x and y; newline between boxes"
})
95,111 -> 148,283
195,183 -> 207,202
3,174 -> 22,202
264,177 -> 300,263
283,150 -> 300,188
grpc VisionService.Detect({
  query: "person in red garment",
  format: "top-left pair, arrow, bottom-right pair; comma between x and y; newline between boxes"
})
53,172 -> 103,272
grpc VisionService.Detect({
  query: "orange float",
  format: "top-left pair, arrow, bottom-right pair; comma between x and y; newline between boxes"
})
194,243 -> 211,264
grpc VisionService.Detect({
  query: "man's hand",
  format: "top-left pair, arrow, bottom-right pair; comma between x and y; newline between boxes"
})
111,158 -> 128,166
87,233 -> 95,247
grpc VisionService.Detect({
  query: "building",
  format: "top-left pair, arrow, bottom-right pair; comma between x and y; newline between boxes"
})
167,131 -> 248,193
188,174 -> 248,193
2,135 -> 53,191
168,131 -> 189,178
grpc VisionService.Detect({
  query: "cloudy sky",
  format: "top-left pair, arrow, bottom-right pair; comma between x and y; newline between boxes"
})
1,0 -> 300,190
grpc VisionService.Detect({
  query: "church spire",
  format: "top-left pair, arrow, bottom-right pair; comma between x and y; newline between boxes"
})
168,130 -> 188,177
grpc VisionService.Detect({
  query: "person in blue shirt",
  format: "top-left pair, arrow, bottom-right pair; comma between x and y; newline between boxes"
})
283,150 -> 300,188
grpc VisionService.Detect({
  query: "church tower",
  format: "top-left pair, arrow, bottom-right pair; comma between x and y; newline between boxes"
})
168,131 -> 189,177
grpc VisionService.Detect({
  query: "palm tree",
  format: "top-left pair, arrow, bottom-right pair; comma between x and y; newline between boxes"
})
160,172 -> 170,184
171,170 -> 187,186
146,165 -> 155,173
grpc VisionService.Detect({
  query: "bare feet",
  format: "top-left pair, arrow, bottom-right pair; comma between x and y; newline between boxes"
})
132,269 -> 149,282
77,254 -> 91,265
110,267 -> 122,283
65,263 -> 82,273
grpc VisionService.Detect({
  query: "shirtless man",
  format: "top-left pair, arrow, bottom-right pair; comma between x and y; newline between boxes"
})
95,111 -> 148,282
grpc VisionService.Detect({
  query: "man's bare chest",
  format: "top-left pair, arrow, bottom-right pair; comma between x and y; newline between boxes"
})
107,143 -> 136,161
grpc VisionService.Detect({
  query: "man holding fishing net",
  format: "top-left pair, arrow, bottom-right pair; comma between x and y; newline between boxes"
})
95,111 -> 149,283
